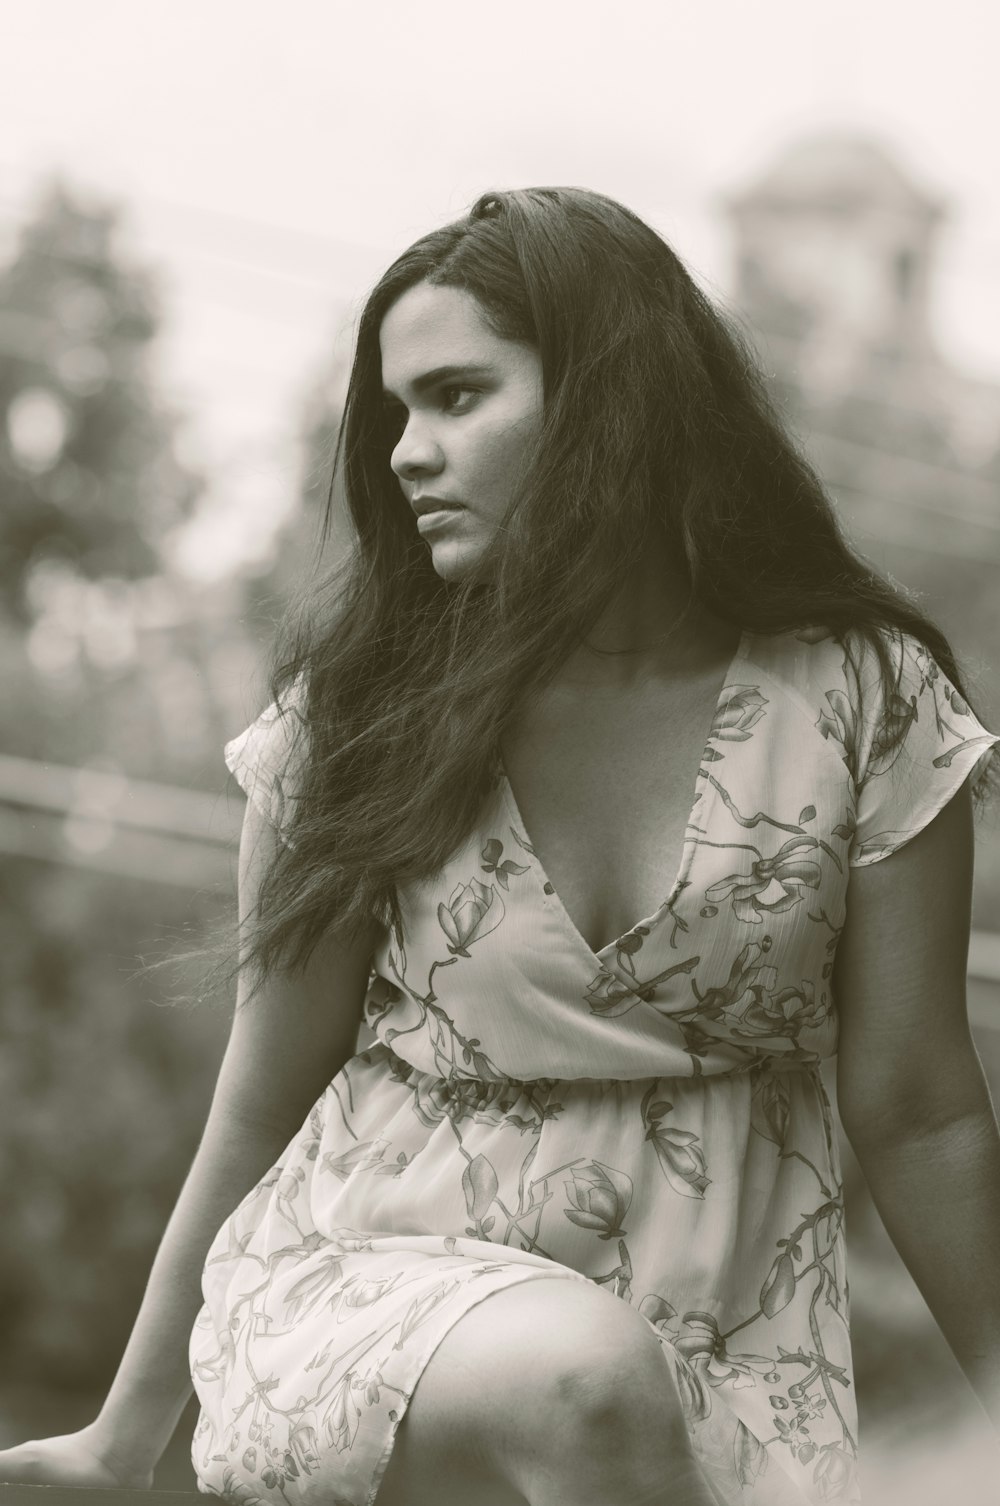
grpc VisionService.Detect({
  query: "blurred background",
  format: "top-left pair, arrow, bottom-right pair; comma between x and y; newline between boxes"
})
1,3 -> 998,1501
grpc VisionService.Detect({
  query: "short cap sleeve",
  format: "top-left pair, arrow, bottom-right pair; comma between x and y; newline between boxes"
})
224,675 -> 309,844
849,631 -> 998,866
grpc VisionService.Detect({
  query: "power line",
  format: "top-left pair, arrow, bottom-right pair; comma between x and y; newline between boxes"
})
0,230 -> 350,338
0,201 -> 354,302
2,182 -> 1000,392
809,432 -> 1000,519
0,309 -> 334,405
4,195 -> 1000,446
828,482 -> 1000,564
7,156 -> 1000,301
748,325 -> 1000,423
5,211 -> 994,393
0,163 -> 392,272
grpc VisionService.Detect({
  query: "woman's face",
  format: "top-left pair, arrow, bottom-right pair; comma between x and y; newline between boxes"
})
379,282 -> 544,582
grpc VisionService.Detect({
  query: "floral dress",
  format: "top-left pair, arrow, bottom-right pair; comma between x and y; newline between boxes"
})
189,627 -> 997,1506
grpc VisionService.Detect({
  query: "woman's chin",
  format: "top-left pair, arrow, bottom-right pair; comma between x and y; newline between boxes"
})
427,538 -> 488,583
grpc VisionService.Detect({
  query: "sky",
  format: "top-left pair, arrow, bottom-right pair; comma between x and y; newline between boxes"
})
4,0 -> 1000,578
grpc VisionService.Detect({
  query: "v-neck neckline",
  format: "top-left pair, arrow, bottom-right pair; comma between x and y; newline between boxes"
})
495,629 -> 751,969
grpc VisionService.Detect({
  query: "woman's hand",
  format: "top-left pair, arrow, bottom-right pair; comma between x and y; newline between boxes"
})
0,1424 -> 155,1491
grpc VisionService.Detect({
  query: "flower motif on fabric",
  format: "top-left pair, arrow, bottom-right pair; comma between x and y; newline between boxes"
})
689,937 -> 777,1024
281,1253 -> 351,1324
610,924 -> 649,977
670,1348 -> 715,1424
813,1444 -> 856,1500
363,975 -> 403,1028
866,689 -> 918,777
704,837 -> 822,924
286,1415 -> 321,1482
320,1365 -> 367,1454
703,685 -> 768,763
479,837 -> 529,890
462,1153 -> 499,1237
409,1074 -> 510,1132
392,1277 -> 464,1350
816,690 -> 861,784
563,1161 -> 634,1240
585,952 -> 701,1016
749,1066 -> 791,1150
675,1311 -> 775,1390
733,1421 -> 771,1486
641,1083 -> 711,1198
733,980 -> 827,1042
437,878 -> 505,956
584,966 -> 643,1016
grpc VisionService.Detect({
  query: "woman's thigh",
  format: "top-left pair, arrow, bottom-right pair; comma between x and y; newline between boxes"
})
372,1273 -> 678,1506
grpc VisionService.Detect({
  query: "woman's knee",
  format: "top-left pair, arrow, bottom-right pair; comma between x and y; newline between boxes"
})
475,1276 -> 688,1456
545,1290 -> 686,1438
376,1275 -> 689,1505
501,1280 -> 700,1498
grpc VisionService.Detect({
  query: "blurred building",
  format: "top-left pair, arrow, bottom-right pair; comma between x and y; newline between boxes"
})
723,132 -> 1000,566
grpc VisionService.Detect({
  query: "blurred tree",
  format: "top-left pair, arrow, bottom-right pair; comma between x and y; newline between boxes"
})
243,352 -> 351,635
0,854 -> 231,1389
0,177 -> 204,622
0,175 -> 263,790
0,179 -> 249,1398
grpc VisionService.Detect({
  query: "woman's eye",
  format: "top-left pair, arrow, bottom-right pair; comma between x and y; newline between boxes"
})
441,386 -> 478,413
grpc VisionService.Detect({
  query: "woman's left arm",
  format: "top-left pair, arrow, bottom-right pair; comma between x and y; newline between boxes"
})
834,777 -> 1000,1433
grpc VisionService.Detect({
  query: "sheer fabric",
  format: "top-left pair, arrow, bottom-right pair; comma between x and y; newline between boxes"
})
190,628 -> 997,1506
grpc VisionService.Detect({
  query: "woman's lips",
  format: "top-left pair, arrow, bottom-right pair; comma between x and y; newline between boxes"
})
412,496 -> 462,517
416,506 -> 464,532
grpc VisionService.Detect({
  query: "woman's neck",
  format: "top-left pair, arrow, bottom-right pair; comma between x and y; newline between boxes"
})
552,538 -> 737,692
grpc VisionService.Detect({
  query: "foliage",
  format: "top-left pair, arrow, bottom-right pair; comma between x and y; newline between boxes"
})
0,856 -> 230,1386
242,352 -> 349,633
0,177 -> 204,622
0,175 -> 252,1384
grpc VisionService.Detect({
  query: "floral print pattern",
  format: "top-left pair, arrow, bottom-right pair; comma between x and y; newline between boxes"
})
193,628 -> 997,1506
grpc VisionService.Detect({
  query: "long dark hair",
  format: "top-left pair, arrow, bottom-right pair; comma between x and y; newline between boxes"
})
242,185 -> 995,987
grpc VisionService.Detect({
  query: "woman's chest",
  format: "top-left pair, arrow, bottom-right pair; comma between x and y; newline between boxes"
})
499,682 -> 724,956
379,656 -> 853,1070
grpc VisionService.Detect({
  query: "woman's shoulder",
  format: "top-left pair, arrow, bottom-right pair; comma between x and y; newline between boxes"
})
741,621 -> 928,705
735,624 -> 903,780
741,623 -> 997,799
739,624 -> 856,715
224,672 -> 310,836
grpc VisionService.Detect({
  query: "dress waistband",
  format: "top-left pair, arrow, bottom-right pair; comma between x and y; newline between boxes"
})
375,1041 -> 821,1102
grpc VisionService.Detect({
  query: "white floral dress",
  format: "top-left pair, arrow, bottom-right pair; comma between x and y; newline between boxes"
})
189,627 -> 997,1506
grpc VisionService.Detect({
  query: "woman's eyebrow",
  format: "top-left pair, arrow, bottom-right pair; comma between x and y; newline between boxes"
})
382,363 -> 494,401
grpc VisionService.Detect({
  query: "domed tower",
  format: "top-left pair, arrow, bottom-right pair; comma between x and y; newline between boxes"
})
724,132 -> 947,398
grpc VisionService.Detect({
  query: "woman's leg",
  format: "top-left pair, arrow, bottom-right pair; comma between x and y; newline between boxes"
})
373,1276 -> 718,1506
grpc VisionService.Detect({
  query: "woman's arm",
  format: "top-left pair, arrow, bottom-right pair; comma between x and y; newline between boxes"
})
89,1107 -> 317,1480
834,779 -> 1000,1431
3,796 -> 380,1486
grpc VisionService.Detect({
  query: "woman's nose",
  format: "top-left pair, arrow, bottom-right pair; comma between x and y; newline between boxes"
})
390,417 -> 443,480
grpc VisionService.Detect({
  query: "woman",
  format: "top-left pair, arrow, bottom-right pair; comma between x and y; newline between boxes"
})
1,187 -> 998,1506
